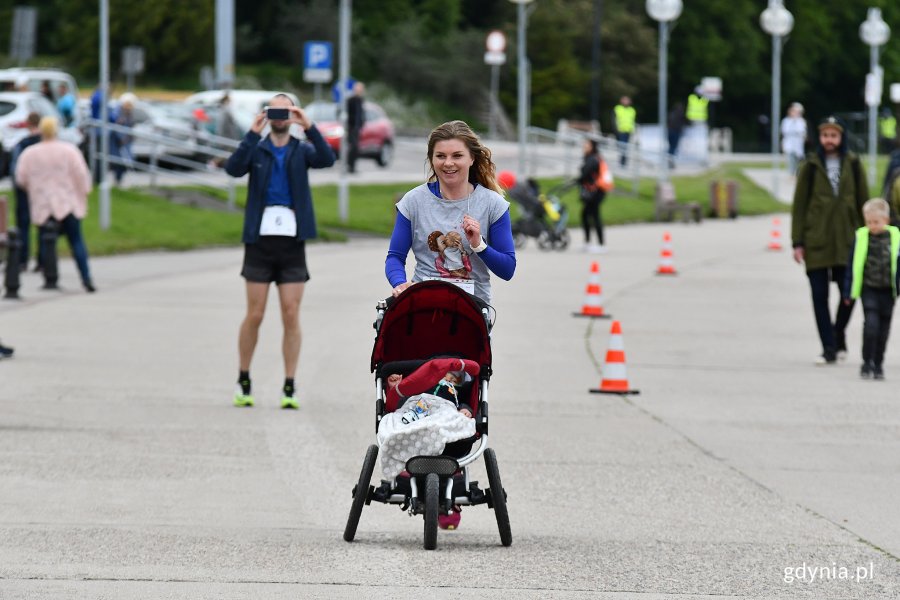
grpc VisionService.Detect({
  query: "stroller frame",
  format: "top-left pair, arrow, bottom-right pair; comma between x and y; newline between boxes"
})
343,281 -> 512,550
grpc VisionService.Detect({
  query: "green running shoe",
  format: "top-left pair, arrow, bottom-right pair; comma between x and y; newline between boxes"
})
234,386 -> 255,407
281,394 -> 299,409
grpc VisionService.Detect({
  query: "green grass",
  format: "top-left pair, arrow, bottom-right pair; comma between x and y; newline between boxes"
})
55,158 -> 887,256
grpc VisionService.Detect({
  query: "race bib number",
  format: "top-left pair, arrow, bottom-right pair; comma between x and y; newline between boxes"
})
260,206 -> 297,237
423,276 -> 475,295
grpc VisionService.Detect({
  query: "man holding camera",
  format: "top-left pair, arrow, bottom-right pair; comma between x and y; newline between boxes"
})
225,94 -> 336,409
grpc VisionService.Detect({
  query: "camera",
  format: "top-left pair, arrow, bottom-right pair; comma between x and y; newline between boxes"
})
265,106 -> 290,121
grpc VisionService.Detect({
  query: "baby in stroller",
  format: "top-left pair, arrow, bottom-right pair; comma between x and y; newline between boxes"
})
383,357 -> 480,529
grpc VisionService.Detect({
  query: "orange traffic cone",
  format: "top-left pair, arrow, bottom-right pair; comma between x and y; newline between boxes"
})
590,320 -> 640,395
767,218 -> 783,251
573,261 -> 611,319
656,231 -> 677,275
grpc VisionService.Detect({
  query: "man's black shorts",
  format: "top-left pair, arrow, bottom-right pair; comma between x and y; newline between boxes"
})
241,237 -> 310,284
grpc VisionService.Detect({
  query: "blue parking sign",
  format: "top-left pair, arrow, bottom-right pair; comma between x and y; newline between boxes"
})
304,41 -> 333,83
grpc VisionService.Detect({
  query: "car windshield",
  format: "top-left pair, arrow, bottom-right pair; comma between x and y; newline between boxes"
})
0,101 -> 15,117
306,103 -> 338,122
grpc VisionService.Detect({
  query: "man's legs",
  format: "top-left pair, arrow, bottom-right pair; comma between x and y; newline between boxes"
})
831,266 -> 854,355
14,188 -> 30,268
807,268 -> 836,361
617,133 -> 630,166
239,282 -> 270,372
278,282 -> 305,378
278,282 -> 304,408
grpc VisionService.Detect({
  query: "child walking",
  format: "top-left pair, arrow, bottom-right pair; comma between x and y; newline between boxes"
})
843,198 -> 900,379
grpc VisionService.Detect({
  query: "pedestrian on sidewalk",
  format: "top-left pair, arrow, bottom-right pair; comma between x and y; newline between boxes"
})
346,82 -> 366,174
578,138 -> 612,253
791,115 -> 868,365
842,198 -> 900,380
781,102 -> 807,175
14,116 -> 96,293
224,93 -> 335,409
612,96 -> 636,167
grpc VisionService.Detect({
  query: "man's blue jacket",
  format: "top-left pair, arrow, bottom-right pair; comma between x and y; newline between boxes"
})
225,126 -> 335,243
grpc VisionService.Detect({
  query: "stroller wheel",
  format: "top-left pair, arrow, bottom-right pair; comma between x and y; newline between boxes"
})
513,231 -> 527,249
484,448 -> 512,546
343,444 -> 378,542
554,229 -> 571,251
423,472 -> 439,550
537,230 -> 553,251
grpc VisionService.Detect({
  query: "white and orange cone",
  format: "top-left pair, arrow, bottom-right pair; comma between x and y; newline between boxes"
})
656,231 -> 677,275
590,320 -> 640,395
573,261 -> 611,319
767,218 -> 783,251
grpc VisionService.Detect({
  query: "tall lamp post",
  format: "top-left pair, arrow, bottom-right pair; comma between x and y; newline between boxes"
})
860,8 -> 890,190
509,0 -> 535,178
760,0 -> 794,201
646,0 -> 683,182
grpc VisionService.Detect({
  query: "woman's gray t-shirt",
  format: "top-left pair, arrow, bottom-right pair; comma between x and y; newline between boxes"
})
396,183 -> 510,302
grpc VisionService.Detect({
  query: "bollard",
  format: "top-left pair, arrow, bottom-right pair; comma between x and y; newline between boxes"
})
39,219 -> 60,290
3,228 -> 22,299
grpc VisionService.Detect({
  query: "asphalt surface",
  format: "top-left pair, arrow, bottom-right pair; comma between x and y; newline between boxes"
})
1,215 -> 898,599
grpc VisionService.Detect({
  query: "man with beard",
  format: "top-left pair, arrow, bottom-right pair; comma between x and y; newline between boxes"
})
792,116 -> 868,365
225,94 -> 336,408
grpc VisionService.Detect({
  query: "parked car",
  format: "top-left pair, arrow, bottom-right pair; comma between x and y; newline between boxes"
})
123,99 -> 202,160
0,91 -> 84,178
305,100 -> 395,167
184,89 -> 302,136
0,67 -> 81,108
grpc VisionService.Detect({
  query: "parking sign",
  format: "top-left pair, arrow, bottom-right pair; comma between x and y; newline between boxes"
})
304,41 -> 333,83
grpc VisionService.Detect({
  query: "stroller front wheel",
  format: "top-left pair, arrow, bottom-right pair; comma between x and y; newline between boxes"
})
484,448 -> 512,546
343,444 -> 378,542
423,472 -> 439,550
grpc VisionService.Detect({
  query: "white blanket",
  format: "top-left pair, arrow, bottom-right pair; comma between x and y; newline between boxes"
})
377,394 -> 477,480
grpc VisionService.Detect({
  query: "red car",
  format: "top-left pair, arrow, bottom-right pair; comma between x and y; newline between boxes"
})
305,100 -> 395,167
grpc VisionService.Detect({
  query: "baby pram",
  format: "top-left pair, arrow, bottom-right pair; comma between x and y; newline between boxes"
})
343,280 -> 511,550
509,178 -> 572,250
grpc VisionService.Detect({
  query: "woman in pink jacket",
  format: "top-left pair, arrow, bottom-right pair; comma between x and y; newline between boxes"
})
15,116 -> 95,292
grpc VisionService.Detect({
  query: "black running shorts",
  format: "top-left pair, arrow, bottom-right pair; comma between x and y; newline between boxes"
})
241,237 -> 310,284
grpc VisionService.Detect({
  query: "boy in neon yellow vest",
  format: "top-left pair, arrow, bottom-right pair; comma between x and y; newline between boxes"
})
843,198 -> 900,379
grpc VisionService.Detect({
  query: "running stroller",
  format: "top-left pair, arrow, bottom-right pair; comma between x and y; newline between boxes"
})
343,281 -> 512,550
509,178 -> 572,250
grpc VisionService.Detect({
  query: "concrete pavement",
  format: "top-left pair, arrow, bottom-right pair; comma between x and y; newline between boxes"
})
1,215 -> 898,598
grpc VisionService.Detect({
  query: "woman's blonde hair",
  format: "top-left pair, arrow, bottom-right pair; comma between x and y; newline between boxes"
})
426,120 -> 502,194
39,116 -> 59,139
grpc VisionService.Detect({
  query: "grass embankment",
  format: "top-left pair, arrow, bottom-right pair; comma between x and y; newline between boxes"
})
72,158 -> 886,256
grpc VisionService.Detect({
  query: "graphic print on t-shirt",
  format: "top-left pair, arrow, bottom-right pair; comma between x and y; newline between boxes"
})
427,230 -> 472,279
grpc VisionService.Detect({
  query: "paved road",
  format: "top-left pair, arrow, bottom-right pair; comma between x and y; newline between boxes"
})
1,216 -> 898,599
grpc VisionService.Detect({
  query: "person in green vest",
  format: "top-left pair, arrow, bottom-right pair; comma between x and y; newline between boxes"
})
842,197 -> 900,379
878,108 -> 896,154
612,95 -> 636,167
686,88 -> 709,124
792,116 -> 868,365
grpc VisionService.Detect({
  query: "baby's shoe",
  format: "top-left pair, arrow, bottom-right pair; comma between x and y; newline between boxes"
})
438,505 -> 462,530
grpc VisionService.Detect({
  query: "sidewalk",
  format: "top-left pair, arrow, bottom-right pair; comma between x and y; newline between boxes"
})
743,167 -> 796,204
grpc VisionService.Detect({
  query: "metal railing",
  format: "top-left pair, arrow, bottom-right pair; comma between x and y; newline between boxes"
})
83,118 -> 242,206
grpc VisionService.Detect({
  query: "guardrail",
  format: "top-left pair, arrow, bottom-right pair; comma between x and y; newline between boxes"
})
83,118 -> 241,206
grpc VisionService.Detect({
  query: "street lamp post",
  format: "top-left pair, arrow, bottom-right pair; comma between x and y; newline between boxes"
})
760,0 -> 794,201
509,0 -> 535,179
860,8 -> 891,190
646,0 -> 683,182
